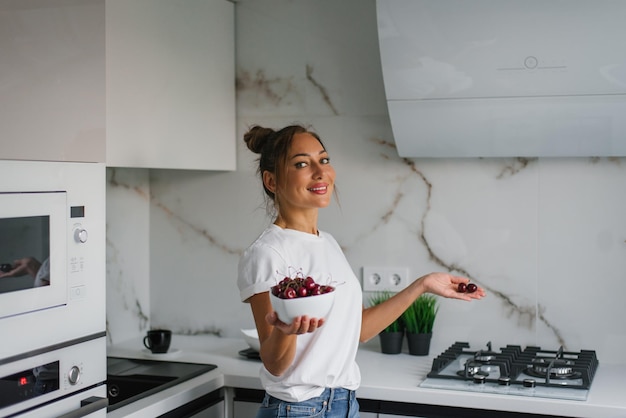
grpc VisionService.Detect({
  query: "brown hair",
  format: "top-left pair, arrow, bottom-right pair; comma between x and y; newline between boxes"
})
244,124 -> 326,210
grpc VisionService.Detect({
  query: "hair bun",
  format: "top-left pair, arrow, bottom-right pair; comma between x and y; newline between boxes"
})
244,125 -> 276,154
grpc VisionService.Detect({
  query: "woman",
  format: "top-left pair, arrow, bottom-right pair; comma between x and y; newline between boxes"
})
237,124 -> 485,417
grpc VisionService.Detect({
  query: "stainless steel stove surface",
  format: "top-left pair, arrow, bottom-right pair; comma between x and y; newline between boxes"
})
420,342 -> 599,401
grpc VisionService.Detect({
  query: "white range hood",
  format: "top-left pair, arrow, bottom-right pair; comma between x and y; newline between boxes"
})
376,0 -> 626,157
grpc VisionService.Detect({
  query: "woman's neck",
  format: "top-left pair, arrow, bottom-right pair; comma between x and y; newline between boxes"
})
274,213 -> 318,235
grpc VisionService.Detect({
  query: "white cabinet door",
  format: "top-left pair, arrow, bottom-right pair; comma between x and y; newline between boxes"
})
106,0 -> 236,170
0,0 -> 106,163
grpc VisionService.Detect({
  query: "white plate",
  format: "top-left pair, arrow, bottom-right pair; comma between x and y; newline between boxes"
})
141,348 -> 182,358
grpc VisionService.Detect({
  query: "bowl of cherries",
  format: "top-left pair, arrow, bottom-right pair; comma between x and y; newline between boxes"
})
269,275 -> 335,324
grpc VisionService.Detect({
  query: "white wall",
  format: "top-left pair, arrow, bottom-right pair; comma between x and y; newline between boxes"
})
106,0 -> 626,364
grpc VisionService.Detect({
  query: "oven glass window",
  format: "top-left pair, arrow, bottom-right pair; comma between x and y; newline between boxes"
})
0,216 -> 51,294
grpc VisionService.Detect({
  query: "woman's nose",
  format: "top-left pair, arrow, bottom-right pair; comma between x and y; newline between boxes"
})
312,163 -> 324,178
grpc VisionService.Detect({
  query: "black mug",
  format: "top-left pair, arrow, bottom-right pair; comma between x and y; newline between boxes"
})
143,329 -> 172,354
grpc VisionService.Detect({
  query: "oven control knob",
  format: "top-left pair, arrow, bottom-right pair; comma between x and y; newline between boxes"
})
473,374 -> 486,384
498,377 -> 511,386
74,228 -> 88,243
68,366 -> 81,385
522,378 -> 536,388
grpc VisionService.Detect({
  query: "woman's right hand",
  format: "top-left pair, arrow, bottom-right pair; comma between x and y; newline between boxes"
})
266,311 -> 324,335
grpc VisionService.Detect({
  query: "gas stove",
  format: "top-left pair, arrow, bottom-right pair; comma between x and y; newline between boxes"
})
420,341 -> 599,401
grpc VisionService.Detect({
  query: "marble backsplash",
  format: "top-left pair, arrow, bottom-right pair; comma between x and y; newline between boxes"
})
105,0 -> 626,365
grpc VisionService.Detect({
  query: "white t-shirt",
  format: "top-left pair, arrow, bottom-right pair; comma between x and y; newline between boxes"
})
237,224 -> 362,402
34,257 -> 50,288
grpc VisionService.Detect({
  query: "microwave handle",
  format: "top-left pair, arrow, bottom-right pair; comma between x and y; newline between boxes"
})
56,396 -> 108,418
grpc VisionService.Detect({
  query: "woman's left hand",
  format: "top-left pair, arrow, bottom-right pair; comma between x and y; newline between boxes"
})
418,272 -> 486,301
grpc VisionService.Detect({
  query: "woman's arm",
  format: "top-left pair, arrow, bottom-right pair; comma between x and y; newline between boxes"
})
0,257 -> 41,279
360,273 -> 485,342
248,292 -> 324,376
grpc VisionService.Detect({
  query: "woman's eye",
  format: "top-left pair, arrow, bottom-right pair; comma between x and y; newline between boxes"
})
321,157 -> 330,164
294,161 -> 308,169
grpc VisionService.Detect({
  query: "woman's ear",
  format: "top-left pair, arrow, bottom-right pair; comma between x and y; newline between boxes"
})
262,171 -> 276,194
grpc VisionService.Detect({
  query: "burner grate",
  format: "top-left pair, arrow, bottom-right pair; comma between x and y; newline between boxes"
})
511,346 -> 599,389
427,342 -> 523,382
428,342 -> 469,375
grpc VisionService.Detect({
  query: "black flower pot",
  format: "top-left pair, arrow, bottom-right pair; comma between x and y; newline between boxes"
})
407,332 -> 432,356
379,331 -> 404,354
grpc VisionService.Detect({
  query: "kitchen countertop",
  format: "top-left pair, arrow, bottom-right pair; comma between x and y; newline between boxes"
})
107,335 -> 626,418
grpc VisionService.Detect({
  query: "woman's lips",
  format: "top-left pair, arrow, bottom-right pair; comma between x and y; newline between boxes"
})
308,184 -> 328,194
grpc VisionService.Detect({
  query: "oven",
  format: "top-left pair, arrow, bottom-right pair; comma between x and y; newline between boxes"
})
420,341 -> 599,401
0,160 -> 107,417
0,337 -> 107,417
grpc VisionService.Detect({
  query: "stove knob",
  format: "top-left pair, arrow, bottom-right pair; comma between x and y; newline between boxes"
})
498,377 -> 511,386
68,366 -> 81,385
473,374 -> 486,384
108,384 -> 120,398
522,378 -> 536,388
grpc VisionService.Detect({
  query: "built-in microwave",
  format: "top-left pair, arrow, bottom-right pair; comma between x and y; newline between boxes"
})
0,160 -> 106,362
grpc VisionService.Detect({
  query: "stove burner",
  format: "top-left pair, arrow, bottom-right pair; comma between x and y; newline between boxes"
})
456,360 -> 500,377
474,351 -> 498,362
525,358 -> 582,380
473,341 -> 498,362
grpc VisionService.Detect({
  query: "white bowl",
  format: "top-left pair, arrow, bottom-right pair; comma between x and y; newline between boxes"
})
269,290 -> 335,324
240,328 -> 260,352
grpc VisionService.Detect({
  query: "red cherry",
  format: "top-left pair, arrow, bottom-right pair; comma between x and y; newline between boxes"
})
320,285 -> 334,294
457,283 -> 467,293
304,277 -> 316,290
466,283 -> 478,293
272,275 -> 333,298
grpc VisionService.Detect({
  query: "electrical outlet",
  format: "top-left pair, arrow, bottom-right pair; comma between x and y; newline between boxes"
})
362,266 -> 410,292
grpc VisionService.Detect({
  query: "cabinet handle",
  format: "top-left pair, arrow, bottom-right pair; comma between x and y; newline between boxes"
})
56,396 -> 108,418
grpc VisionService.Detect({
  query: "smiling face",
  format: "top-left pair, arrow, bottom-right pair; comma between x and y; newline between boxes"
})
264,132 -> 336,216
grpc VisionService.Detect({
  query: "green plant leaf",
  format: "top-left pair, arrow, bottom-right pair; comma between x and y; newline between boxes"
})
368,291 -> 404,333
401,294 -> 439,334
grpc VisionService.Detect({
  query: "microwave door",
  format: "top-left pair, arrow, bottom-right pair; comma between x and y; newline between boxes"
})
0,192 -> 67,320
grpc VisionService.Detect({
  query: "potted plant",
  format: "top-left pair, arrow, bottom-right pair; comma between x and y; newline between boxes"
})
368,291 -> 404,354
402,294 -> 438,356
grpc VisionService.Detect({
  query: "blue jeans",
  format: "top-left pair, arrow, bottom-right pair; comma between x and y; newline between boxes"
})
255,387 -> 360,418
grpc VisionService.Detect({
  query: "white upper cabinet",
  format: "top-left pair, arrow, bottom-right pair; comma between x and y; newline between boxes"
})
0,0 -> 106,163
106,0 -> 236,170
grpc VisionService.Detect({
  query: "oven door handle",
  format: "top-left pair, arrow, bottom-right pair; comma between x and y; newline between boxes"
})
56,396 -> 108,418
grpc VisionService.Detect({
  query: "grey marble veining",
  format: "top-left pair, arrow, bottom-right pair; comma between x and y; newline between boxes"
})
106,168 -> 151,344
